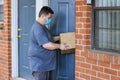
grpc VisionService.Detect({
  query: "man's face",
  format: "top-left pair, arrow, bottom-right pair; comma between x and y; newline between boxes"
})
45,13 -> 52,20
40,13 -> 53,25
43,13 -> 52,25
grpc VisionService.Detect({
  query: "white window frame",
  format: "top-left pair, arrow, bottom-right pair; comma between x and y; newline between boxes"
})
0,0 -> 3,5
0,0 -> 3,21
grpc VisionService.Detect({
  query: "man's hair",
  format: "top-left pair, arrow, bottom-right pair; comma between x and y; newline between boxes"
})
39,6 -> 54,17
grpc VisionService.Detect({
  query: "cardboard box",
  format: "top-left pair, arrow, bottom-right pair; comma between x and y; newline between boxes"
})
60,32 -> 75,54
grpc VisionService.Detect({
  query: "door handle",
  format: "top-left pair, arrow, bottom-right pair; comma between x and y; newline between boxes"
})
18,28 -> 22,31
17,35 -> 22,38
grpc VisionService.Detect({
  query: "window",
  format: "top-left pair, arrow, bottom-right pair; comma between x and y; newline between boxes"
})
93,0 -> 120,52
0,0 -> 3,21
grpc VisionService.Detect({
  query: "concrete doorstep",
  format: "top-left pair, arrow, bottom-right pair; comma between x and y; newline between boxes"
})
12,78 -> 26,80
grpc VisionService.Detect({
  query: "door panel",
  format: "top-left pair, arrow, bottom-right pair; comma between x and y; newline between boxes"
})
18,0 -> 35,80
50,0 -> 75,80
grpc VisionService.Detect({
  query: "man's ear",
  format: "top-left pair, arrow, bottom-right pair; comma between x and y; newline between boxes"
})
41,14 -> 47,22
41,14 -> 44,18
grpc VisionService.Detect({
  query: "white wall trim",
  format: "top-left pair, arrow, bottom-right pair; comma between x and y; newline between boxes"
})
36,0 -> 49,19
11,0 -> 18,77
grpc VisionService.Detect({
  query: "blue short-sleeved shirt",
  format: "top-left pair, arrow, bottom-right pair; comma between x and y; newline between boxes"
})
28,21 -> 56,72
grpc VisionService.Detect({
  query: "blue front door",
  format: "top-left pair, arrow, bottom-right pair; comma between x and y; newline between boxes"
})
18,0 -> 35,79
50,0 -> 75,80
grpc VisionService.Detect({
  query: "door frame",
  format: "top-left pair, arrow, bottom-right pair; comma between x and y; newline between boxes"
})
11,0 -> 49,78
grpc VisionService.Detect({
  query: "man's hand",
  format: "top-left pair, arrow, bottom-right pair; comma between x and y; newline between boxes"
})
53,36 -> 60,42
60,43 -> 71,50
43,42 -> 70,50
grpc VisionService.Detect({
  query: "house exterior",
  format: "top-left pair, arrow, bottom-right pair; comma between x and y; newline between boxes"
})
0,0 -> 120,80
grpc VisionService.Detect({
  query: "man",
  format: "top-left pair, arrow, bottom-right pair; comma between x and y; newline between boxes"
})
28,6 -> 69,80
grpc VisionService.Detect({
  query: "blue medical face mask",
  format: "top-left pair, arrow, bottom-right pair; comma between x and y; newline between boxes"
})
45,19 -> 52,26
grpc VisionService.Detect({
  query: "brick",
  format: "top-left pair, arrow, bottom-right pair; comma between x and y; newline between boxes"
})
103,54 -> 112,62
76,39 -> 82,44
76,29 -> 80,34
111,64 -> 120,70
80,73 -> 90,80
118,71 -> 120,76
86,69 -> 96,76
83,35 -> 90,39
98,61 -> 110,67
82,40 -> 90,45
76,23 -> 83,28
76,34 -> 82,39
75,62 -> 81,67
104,68 -> 117,75
75,49 -> 81,56
86,58 -> 97,65
83,23 -> 91,28
76,39 -> 79,44
75,72 -> 79,77
4,1 -> 11,4
92,65 -> 103,72
76,17 -> 80,22
76,45 -> 83,50
91,77 -> 101,80
75,77 -> 79,80
87,52 -> 97,60
76,12 -> 83,17
80,62 -> 91,69
76,1 -> 86,5
97,72 -> 110,79
79,6 -> 92,11
76,6 -> 79,11
113,56 -> 119,64
97,53 -> 104,61
76,56 -> 85,62
83,46 -> 90,50
81,51 -> 88,57
119,57 -> 120,64
83,12 -> 91,17
79,29 -> 91,34
75,67 -> 85,73
111,76 -> 120,80
88,51 -> 95,55
80,18 -> 91,23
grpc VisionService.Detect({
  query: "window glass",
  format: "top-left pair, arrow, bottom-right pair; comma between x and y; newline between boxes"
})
95,0 -> 120,7
95,10 -> 120,51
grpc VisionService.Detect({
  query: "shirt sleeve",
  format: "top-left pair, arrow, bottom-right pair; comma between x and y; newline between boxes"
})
33,27 -> 49,46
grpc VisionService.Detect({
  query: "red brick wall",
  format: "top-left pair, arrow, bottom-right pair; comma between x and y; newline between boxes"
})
75,0 -> 120,80
0,0 -> 120,80
0,0 -> 11,80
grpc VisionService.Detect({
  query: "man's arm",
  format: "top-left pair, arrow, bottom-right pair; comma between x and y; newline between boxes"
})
53,36 -> 60,42
43,42 -> 69,50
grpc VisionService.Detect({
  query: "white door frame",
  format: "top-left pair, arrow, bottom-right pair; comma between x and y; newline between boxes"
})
11,0 -> 49,78
11,0 -> 18,77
